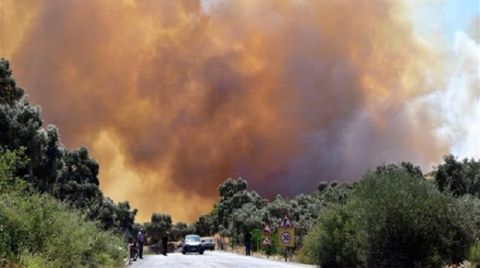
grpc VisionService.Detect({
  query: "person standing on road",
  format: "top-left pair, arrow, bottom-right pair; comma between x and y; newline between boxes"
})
244,231 -> 252,256
137,229 -> 145,259
162,231 -> 169,256
127,237 -> 138,263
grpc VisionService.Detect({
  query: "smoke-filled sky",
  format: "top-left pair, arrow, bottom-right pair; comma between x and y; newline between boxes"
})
1,0 -> 479,222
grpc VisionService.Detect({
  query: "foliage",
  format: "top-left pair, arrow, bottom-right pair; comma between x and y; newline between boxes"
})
0,148 -> 28,194
218,177 -> 248,198
291,187 -> 345,243
250,229 -> 262,252
171,222 -> 195,241
0,58 -> 137,233
230,203 -> 268,235
0,60 -> 24,105
0,193 -> 125,267
353,166 -> 473,267
298,205 -> 361,267
435,155 -> 480,198
317,181 -> 353,205
267,195 -> 293,220
53,147 -> 101,209
0,153 -> 125,267
456,195 -> 480,244
0,60 -> 134,266
194,214 -> 216,237
299,164 -> 479,267
216,178 -> 255,227
146,213 -> 172,244
469,241 -> 480,265
93,197 -> 137,234
214,178 -> 270,244
0,59 -> 62,193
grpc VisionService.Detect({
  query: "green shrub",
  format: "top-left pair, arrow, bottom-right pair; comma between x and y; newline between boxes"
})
353,167 -> 473,267
250,229 -> 263,252
298,206 -> 361,267
0,149 -> 126,267
299,166 -> 477,267
470,241 -> 480,266
0,148 -> 28,194
19,254 -> 49,268
0,193 -> 125,267
457,195 -> 480,242
434,155 -> 480,198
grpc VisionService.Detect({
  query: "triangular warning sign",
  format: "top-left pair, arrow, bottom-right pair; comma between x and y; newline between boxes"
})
262,237 -> 271,245
263,224 -> 271,234
279,215 -> 294,228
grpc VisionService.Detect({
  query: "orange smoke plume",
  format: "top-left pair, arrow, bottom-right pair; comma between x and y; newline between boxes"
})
1,0 -> 448,222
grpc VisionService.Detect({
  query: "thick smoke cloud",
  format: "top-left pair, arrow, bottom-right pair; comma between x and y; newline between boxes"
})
2,0 -> 474,222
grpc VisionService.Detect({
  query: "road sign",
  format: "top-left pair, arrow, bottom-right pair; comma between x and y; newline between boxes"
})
279,215 -> 294,228
263,224 -> 271,235
262,223 -> 272,249
278,227 -> 295,247
278,215 -> 295,248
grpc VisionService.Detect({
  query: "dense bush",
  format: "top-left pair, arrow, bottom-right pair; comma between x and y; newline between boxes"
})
0,150 -> 126,267
470,241 -> 480,266
355,166 -> 475,267
299,165 -> 479,267
0,193 -> 125,267
194,214 -> 217,237
298,206 -> 361,267
146,213 -> 172,244
435,155 -> 480,198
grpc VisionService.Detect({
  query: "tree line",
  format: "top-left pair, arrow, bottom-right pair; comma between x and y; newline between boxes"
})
140,157 -> 479,267
0,59 -> 137,237
1,59 -> 127,266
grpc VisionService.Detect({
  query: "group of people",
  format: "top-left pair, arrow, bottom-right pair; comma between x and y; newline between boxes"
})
129,229 -> 253,260
128,229 -> 169,262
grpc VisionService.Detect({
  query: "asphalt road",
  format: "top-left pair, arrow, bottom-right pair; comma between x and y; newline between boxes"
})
129,251 -> 316,268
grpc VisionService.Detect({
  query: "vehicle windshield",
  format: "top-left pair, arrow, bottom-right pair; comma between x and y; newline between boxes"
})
185,236 -> 201,242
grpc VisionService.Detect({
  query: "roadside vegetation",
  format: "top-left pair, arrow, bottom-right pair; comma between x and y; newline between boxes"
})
0,150 -> 125,267
0,59 -> 138,236
0,59 -> 134,266
142,157 -> 479,267
134,130 -> 480,267
299,163 -> 480,267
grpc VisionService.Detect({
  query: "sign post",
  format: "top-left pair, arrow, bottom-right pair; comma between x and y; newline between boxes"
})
278,215 -> 295,262
262,223 -> 272,248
